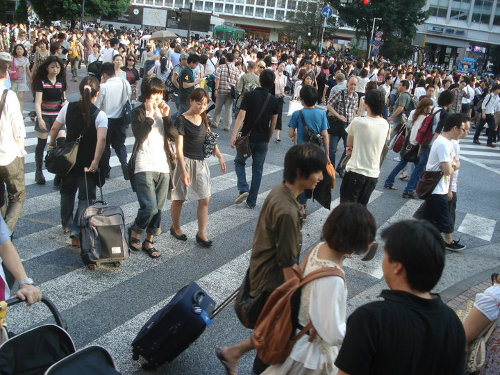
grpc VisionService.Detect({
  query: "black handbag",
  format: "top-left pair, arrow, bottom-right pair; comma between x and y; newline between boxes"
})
226,64 -> 238,99
400,138 -> 420,163
45,135 -> 82,176
203,126 -> 219,158
300,110 -> 323,146
234,269 -> 270,329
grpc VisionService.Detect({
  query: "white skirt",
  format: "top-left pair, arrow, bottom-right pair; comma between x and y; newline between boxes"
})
169,156 -> 211,201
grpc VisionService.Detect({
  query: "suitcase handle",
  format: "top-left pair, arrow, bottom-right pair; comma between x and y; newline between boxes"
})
84,168 -> 104,206
192,291 -> 205,305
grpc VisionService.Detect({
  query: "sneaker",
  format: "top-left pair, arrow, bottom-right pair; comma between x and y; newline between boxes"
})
121,164 -> 130,180
234,192 -> 249,204
473,139 -> 481,145
446,240 -> 466,252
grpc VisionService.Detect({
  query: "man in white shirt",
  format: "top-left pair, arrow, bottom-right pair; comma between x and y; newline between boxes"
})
101,38 -> 120,64
0,52 -> 26,233
422,113 -> 465,249
473,84 -> 500,147
461,76 -> 474,118
95,63 -> 131,179
205,50 -> 218,75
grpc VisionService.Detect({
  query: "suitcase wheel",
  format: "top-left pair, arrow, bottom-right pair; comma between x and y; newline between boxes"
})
87,264 -> 97,270
113,262 -> 121,267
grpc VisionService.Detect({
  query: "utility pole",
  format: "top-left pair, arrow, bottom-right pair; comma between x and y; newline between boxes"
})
80,0 -> 85,30
367,17 -> 381,61
187,2 -> 193,45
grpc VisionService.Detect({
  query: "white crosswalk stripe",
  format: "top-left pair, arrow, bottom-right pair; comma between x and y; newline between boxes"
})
460,133 -> 500,175
5,117 -> 498,374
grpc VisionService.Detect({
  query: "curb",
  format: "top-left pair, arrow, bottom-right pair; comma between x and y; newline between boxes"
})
440,267 -> 497,304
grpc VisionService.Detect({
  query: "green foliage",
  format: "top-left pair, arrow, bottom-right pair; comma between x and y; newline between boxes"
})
0,0 -> 8,24
284,2 -> 337,47
329,0 -> 428,60
30,0 -> 130,23
15,0 -> 28,24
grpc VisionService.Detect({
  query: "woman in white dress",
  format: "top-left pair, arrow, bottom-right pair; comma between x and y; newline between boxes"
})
261,202 -> 377,375
9,44 -> 31,113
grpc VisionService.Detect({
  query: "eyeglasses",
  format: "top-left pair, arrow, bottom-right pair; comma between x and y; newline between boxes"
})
128,58 -> 135,62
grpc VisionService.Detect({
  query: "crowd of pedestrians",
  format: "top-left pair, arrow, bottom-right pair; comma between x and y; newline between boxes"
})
0,21 -> 499,374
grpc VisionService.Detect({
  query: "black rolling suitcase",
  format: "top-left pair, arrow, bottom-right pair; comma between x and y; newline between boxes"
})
132,281 -> 236,370
79,170 -> 129,269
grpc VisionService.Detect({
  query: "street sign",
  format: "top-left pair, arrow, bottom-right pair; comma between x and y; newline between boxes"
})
374,40 -> 381,47
375,30 -> 383,38
373,48 -> 380,55
322,6 -> 334,18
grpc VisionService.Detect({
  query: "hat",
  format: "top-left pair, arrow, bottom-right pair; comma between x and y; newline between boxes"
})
0,52 -> 11,62
257,61 -> 266,68
180,53 -> 189,59
271,56 -> 278,64
207,49 -> 215,54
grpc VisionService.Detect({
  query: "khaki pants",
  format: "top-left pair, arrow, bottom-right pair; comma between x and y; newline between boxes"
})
0,157 -> 26,233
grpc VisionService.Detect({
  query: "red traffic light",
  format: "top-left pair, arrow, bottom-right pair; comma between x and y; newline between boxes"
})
363,0 -> 370,4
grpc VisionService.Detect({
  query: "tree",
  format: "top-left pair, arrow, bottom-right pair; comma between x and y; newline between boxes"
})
284,2 -> 337,50
30,0 -> 130,26
15,0 -> 28,24
329,0 -> 428,61
0,0 -> 8,24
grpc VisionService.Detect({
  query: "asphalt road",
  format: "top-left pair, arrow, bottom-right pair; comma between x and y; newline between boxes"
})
6,69 -> 500,374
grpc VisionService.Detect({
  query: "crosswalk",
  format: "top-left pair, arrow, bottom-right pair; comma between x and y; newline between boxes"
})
460,132 -> 500,175
5,115 -> 500,374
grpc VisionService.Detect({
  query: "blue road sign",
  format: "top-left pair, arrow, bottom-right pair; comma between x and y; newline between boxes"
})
374,40 -> 381,47
373,48 -> 380,55
322,6 -> 334,18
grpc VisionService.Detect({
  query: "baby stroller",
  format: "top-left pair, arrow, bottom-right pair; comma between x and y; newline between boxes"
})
0,296 -> 120,375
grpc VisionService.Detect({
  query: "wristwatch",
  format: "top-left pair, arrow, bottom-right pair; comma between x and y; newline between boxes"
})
19,277 -> 34,286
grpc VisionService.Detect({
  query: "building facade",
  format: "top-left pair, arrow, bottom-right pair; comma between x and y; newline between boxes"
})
416,0 -> 500,72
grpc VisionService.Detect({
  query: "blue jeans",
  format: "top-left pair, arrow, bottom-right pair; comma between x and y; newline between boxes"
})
60,174 -> 97,237
404,146 -> 430,194
385,159 -> 410,187
234,141 -> 268,208
103,117 -> 128,174
329,133 -> 347,171
132,172 -> 170,236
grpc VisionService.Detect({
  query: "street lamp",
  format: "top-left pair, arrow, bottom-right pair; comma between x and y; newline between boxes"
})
187,2 -> 193,45
367,17 -> 382,61
81,0 -> 85,29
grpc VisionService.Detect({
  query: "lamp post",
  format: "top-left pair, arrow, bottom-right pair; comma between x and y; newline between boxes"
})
367,17 -> 381,61
80,0 -> 85,30
187,2 -> 193,45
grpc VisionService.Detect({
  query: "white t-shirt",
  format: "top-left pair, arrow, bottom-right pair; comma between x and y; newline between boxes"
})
56,103 -> 108,129
451,140 -> 460,193
346,116 -> 390,178
426,135 -> 455,195
462,85 -> 474,104
414,87 -> 426,100
408,111 -> 426,145
474,285 -> 500,327
134,114 -> 170,174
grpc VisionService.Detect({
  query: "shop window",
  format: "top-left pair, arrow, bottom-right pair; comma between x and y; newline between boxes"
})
164,0 -> 173,6
145,0 -> 154,5
154,0 -> 164,5
265,9 -> 275,18
245,6 -> 254,15
205,2 -> 213,10
194,1 -> 203,9
174,0 -> 183,7
215,2 -> 224,11
276,9 -> 285,19
255,7 -> 264,16
225,4 -> 233,13
235,5 -> 244,14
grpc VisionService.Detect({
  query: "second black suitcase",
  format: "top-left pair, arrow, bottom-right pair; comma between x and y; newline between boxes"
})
131,281 -> 216,370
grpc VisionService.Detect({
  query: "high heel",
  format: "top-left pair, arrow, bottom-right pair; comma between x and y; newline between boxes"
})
196,234 -> 213,248
170,226 -> 187,241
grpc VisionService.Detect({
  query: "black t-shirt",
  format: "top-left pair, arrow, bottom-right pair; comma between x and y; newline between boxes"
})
240,87 -> 279,143
175,115 -> 206,161
335,290 -> 465,375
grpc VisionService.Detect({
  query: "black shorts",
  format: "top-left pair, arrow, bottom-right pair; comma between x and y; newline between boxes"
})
461,103 -> 471,113
424,194 -> 452,233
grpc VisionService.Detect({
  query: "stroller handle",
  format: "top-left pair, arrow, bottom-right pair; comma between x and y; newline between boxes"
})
2,296 -> 67,330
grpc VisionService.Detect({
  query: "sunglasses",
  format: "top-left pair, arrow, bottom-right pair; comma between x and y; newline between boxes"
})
128,58 -> 135,62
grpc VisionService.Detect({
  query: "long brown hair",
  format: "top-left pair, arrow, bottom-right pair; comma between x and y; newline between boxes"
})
412,97 -> 434,122
189,88 -> 210,129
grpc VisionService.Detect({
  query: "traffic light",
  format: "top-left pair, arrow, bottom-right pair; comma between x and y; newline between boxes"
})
175,11 -> 182,22
363,0 -> 370,4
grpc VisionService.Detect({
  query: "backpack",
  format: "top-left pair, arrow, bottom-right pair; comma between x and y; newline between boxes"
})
403,92 -> 417,117
415,109 -> 443,146
252,249 -> 344,365
165,70 -> 175,94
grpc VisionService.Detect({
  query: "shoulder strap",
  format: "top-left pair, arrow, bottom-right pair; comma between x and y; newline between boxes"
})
255,93 -> 271,124
484,94 -> 492,108
299,110 -> 310,130
0,89 -> 9,121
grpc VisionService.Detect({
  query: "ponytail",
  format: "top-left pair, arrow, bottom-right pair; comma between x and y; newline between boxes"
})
78,76 -> 100,128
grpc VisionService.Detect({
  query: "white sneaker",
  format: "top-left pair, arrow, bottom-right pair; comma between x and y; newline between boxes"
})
234,192 -> 249,204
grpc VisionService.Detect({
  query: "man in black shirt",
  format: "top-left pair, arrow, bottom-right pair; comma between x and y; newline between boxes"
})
230,69 -> 278,209
335,220 -> 465,375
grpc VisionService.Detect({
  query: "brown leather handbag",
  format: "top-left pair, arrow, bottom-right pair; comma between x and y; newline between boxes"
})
416,170 -> 443,199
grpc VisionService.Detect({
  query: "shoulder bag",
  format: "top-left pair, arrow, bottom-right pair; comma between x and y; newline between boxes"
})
9,58 -> 19,81
235,93 -> 271,158
226,64 -> 238,99
45,133 -> 83,176
415,170 -> 443,199
203,118 -> 219,158
299,110 -> 323,146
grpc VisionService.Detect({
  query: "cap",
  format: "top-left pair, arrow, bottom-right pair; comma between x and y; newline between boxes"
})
180,53 -> 189,59
207,49 -> 215,54
271,56 -> 278,64
257,61 -> 266,68
0,52 -> 11,62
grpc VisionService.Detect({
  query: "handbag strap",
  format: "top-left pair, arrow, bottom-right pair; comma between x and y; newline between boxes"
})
341,89 -> 347,118
0,89 -> 8,121
245,93 -> 271,138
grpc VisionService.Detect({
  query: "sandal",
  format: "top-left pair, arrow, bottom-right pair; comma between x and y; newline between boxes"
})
384,185 -> 398,190
128,227 -> 141,251
215,347 -> 238,375
142,239 -> 161,258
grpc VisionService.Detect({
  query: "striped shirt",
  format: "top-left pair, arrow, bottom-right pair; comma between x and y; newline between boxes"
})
214,63 -> 239,95
35,77 -> 66,117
